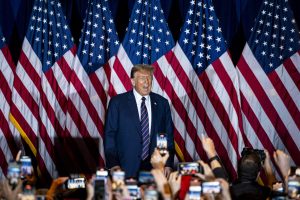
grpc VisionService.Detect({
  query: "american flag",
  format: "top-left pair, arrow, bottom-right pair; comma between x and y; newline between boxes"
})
10,0 -> 76,179
164,0 -> 245,178
236,0 -> 300,168
0,29 -> 21,178
110,0 -> 175,96
65,0 -> 119,167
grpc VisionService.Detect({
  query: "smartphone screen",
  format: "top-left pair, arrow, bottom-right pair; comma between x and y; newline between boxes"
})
202,181 -> 221,194
144,189 -> 158,200
67,177 -> 86,189
20,156 -> 32,178
112,171 -> 125,191
138,171 -> 155,185
7,161 -> 21,186
157,133 -> 167,155
288,179 -> 300,199
178,162 -> 203,175
188,185 -> 202,200
126,184 -> 140,199
96,169 -> 108,176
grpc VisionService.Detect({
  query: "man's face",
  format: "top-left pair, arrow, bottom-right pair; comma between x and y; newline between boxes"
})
131,70 -> 153,96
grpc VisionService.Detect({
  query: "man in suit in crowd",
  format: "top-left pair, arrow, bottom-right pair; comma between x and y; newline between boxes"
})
104,64 -> 174,178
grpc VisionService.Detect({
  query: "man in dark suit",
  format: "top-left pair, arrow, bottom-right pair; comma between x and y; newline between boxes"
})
104,64 -> 174,178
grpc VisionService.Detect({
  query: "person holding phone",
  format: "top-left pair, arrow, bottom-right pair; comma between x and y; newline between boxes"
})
104,64 -> 174,178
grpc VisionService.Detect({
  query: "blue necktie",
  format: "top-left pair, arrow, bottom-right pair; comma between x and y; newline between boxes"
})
140,97 -> 150,160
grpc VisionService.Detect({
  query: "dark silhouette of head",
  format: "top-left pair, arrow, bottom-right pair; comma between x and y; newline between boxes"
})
238,151 -> 262,182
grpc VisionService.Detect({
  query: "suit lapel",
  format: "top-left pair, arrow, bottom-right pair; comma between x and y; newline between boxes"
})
127,91 -> 142,135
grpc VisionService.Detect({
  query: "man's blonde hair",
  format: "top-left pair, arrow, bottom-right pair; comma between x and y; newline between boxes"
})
130,64 -> 154,78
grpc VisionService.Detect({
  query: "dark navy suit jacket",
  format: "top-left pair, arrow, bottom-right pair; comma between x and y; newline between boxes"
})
104,90 -> 174,177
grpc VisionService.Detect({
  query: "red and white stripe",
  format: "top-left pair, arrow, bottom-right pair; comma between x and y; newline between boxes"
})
11,38 -> 76,178
237,44 -> 300,166
64,53 -> 116,166
109,45 -> 133,95
0,45 -> 20,178
163,44 -> 244,178
110,43 -> 243,178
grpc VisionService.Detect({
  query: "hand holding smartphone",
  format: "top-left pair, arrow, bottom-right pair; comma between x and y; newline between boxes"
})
178,162 -> 203,176
156,133 -> 168,156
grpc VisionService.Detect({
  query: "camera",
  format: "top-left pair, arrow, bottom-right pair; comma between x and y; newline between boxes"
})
156,133 -> 167,156
241,147 -> 266,162
178,162 -> 203,175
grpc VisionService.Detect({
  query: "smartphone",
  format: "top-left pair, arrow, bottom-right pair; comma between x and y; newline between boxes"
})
138,171 -> 155,186
202,181 -> 221,194
7,161 -> 21,186
94,179 -> 105,200
66,177 -> 86,189
157,133 -> 167,156
144,189 -> 158,200
112,171 -> 125,191
96,169 -> 108,182
288,179 -> 300,199
188,185 -> 202,200
126,179 -> 140,200
178,162 -> 203,175
94,169 -> 108,200
20,156 -> 32,178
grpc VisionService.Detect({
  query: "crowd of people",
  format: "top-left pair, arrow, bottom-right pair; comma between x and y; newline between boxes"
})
0,135 -> 299,200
